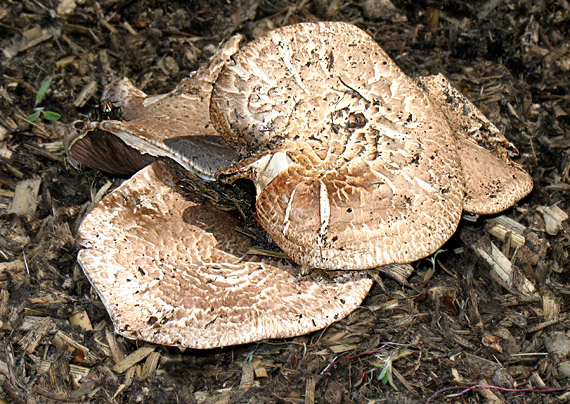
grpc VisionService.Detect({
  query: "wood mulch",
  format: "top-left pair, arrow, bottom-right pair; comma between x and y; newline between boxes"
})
0,0 -> 569,403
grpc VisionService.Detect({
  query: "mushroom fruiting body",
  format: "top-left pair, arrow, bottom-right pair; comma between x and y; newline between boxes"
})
68,22 -> 532,348
78,162 -> 372,348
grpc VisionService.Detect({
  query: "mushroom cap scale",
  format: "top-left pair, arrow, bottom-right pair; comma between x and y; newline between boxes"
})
77,162 -> 372,349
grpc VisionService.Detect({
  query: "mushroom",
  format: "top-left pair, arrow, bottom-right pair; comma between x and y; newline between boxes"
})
78,161 -> 372,348
208,23 -> 532,269
68,22 -> 532,348
66,34 -> 243,178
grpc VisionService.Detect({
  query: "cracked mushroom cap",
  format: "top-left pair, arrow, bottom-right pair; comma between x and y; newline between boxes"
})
211,22 -> 466,270
77,162 -> 373,349
418,74 -> 533,215
210,22 -> 532,269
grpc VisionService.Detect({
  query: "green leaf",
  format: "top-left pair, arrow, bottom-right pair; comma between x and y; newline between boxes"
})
26,109 -> 42,122
377,357 -> 398,391
42,111 -> 61,121
35,79 -> 52,106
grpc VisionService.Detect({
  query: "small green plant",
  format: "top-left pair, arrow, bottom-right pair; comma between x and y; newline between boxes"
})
26,79 -> 61,122
376,355 -> 398,390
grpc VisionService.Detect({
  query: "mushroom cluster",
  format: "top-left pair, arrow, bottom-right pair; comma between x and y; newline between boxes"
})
67,22 -> 532,349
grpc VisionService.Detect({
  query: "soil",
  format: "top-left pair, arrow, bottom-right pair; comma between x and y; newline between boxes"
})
1,0 -> 569,403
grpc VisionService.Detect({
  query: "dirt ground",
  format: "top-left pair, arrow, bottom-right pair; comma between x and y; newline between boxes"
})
1,0 -> 569,403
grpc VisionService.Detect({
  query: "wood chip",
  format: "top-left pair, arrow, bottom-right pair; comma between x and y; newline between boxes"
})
69,310 -> 93,331
0,123 -> 7,141
56,0 -> 77,16
0,188 -> 14,198
73,81 -> 98,108
525,316 -> 567,334
52,330 -> 99,366
38,360 -> 90,379
112,345 -> 155,374
476,378 -> 505,403
328,344 -> 357,354
304,375 -> 316,404
367,299 -> 399,312
477,0 -> 505,21
252,360 -> 268,378
9,178 -> 41,216
474,242 -> 536,294
18,316 -> 53,354
140,351 -> 161,378
194,388 -> 232,404
378,264 -> 414,285
486,215 -> 527,249
239,361 -> 255,387
542,294 -> 561,320
0,260 -> 26,276
123,365 -> 137,387
39,356 -> 72,398
105,326 -> 126,363
17,314 -> 66,332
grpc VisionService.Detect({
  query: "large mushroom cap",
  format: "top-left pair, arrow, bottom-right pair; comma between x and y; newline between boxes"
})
77,162 -> 373,349
211,22 -> 465,270
418,74 -> 533,215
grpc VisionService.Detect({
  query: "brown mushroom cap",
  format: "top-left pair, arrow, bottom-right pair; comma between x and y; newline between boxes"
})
77,162 -> 373,349
418,74 -> 533,214
211,22 -> 465,270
